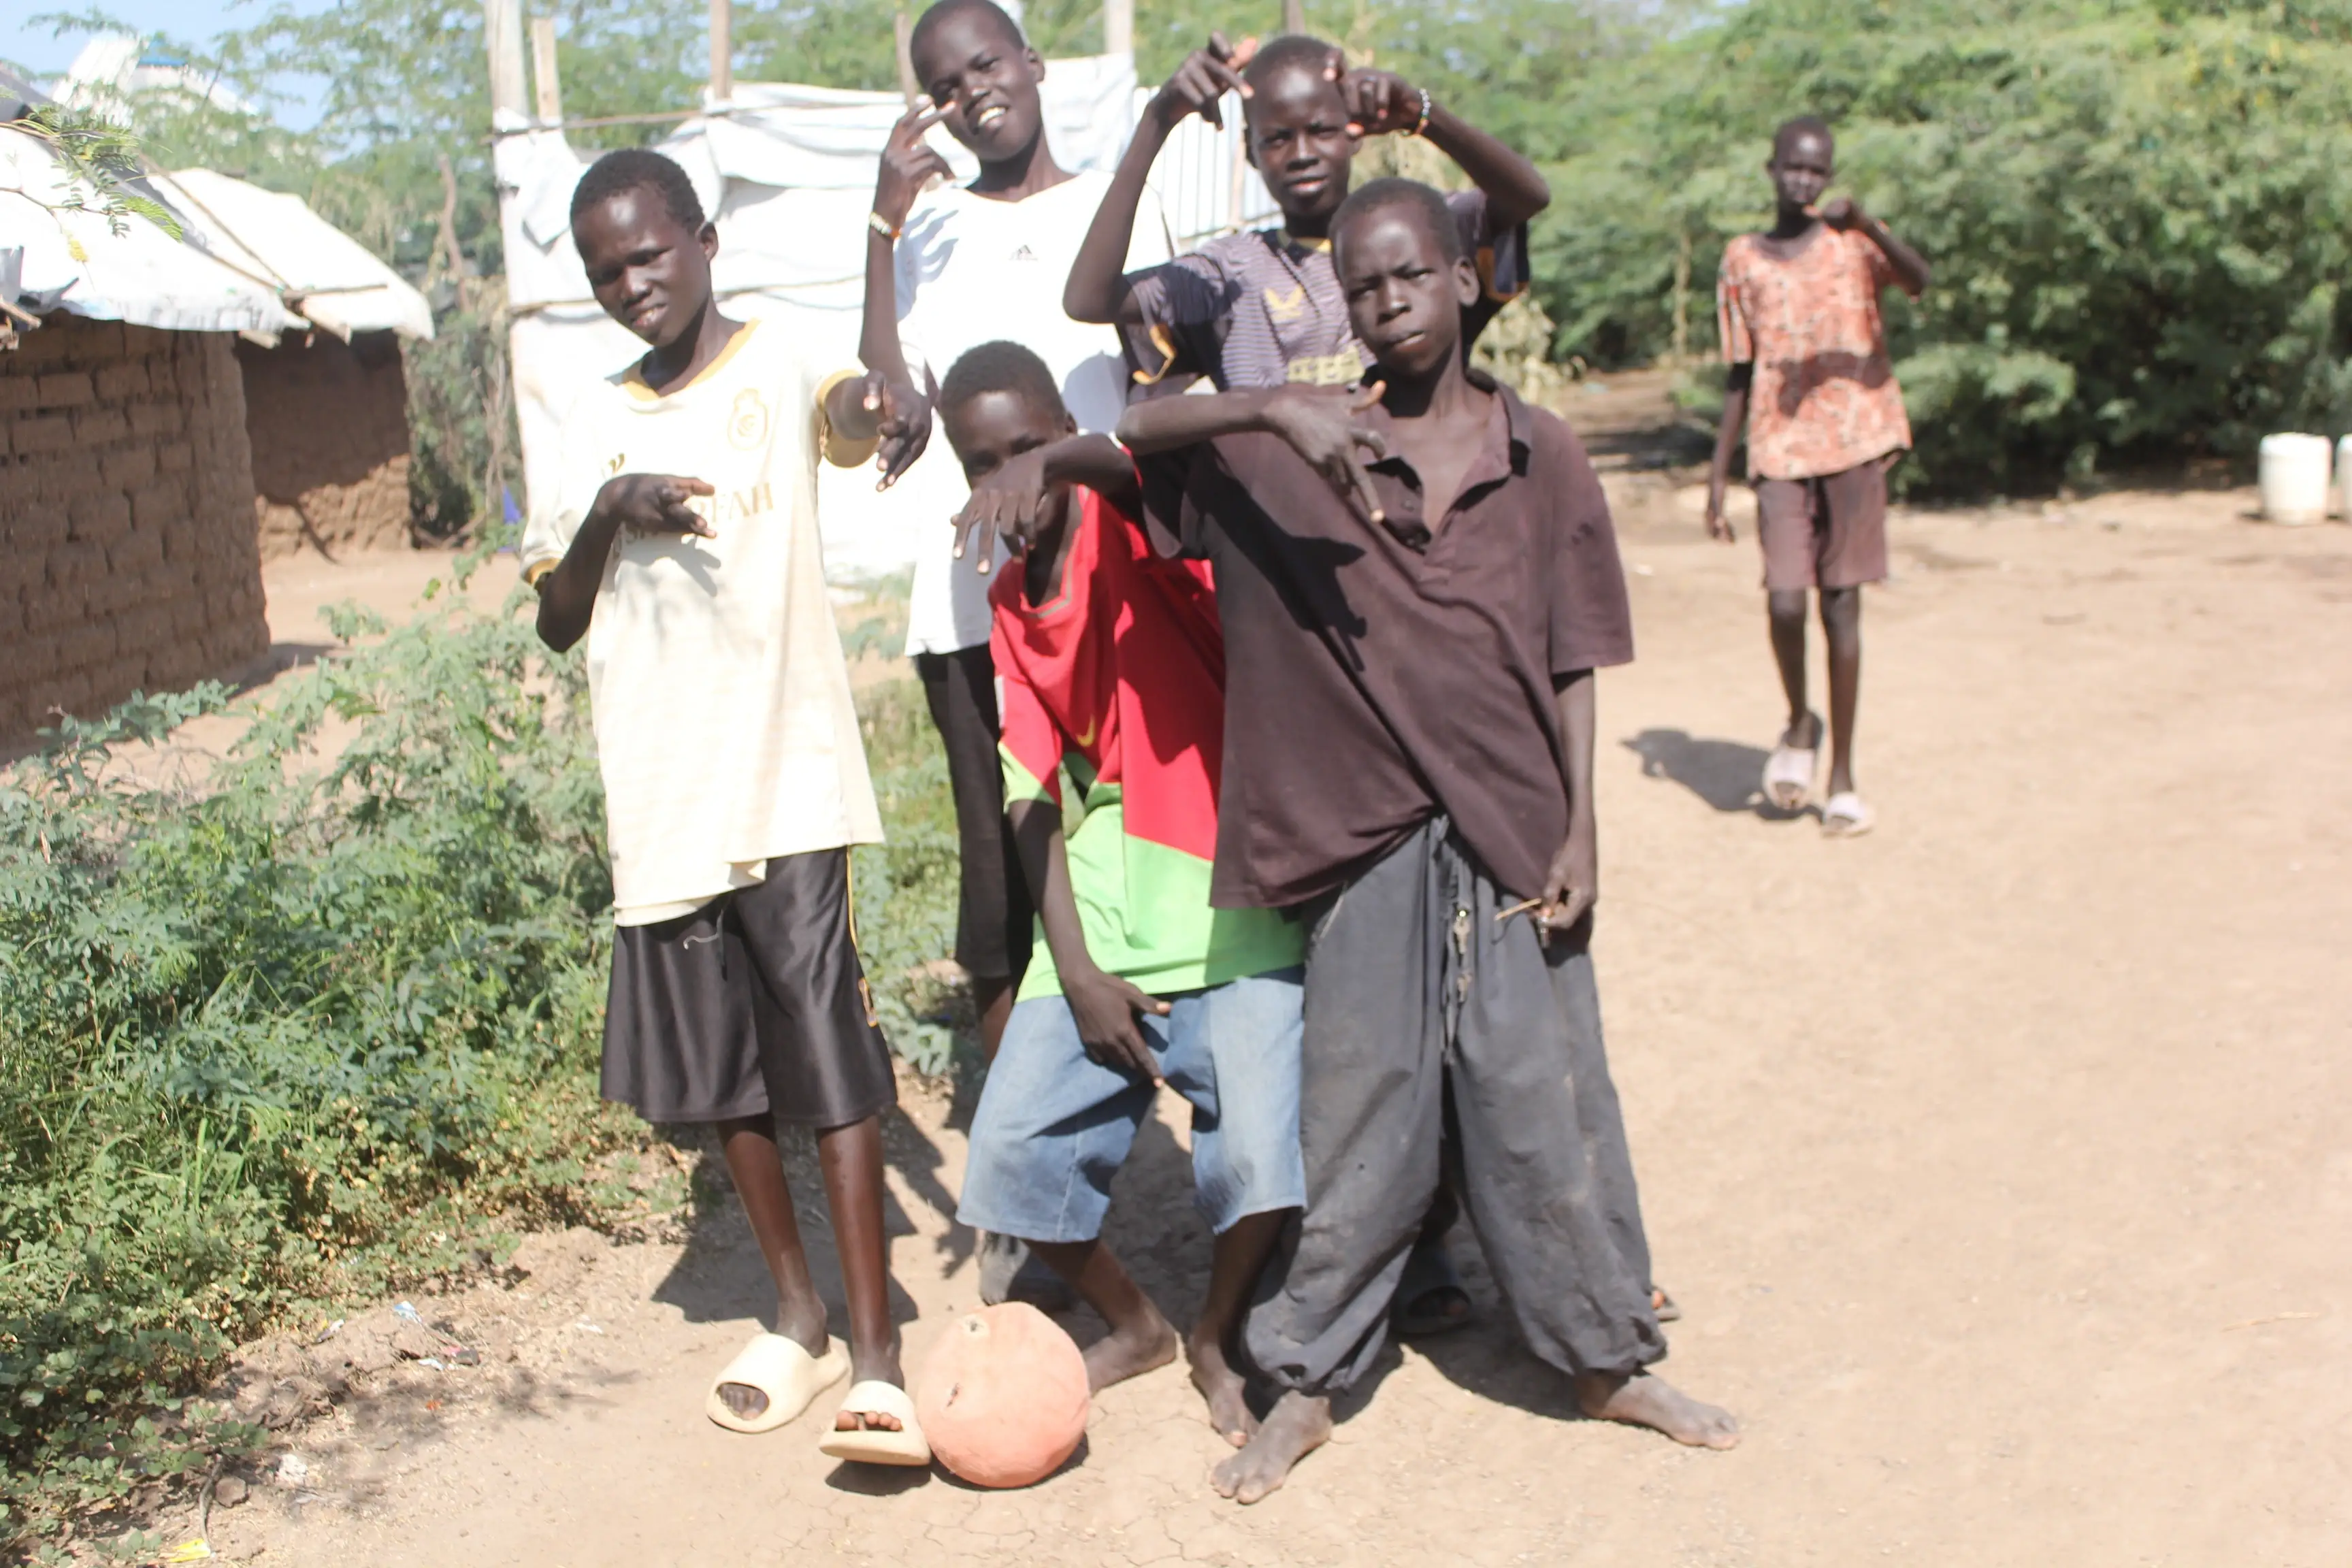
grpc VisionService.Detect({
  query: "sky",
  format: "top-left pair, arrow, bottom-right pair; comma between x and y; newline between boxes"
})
2,1 -> 335,127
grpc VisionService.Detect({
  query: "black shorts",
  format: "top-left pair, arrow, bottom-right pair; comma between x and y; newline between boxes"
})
913,644 -> 1034,983
602,848 -> 897,1128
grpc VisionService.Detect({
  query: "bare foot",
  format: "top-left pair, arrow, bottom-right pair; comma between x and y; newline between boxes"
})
1186,1324 -> 1258,1448
1083,1305 -> 1179,1393
1211,1390 -> 1330,1504
1574,1369 -> 1740,1450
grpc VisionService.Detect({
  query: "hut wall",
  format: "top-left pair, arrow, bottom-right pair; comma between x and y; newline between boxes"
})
0,315 -> 269,744
238,330 -> 414,559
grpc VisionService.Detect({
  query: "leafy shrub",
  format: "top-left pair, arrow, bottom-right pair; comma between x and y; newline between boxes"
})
0,585 -> 962,1546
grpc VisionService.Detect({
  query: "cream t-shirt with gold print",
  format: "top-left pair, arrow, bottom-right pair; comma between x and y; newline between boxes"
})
521,321 -> 883,925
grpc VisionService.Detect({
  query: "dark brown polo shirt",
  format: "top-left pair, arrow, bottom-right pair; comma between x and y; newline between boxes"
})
1137,376 -> 1635,909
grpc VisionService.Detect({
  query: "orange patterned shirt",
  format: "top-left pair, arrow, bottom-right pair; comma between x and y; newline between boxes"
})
1716,228 -> 1913,480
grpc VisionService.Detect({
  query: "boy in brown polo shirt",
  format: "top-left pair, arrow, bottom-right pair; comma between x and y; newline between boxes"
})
1110,179 -> 1741,1502
1703,115 -> 1931,836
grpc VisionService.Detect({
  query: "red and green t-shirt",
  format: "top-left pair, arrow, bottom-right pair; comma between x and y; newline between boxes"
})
992,487 -> 1303,1001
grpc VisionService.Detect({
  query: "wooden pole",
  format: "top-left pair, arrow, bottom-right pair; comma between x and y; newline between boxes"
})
1103,0 -> 1133,56
484,0 -> 527,118
1281,0 -> 1305,35
708,0 -> 733,103
529,17 -> 561,124
894,10 -> 919,102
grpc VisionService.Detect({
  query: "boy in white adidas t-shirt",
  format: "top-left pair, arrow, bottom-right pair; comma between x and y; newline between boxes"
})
856,0 -> 1173,1065
855,0 -> 1171,1308
522,148 -> 926,1468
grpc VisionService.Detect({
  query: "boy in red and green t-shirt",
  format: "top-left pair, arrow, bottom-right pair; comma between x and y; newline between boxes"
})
938,341 -> 1304,1448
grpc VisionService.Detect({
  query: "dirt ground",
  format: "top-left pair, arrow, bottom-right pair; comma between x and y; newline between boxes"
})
156,463 -> 2351,1565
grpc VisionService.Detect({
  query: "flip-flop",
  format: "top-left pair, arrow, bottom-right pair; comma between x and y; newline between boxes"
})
1761,711 -> 1823,810
1821,791 -> 1876,838
704,1331 -> 849,1435
817,1379 -> 932,1467
1391,1238 -> 1475,1338
1651,1286 -> 1682,1324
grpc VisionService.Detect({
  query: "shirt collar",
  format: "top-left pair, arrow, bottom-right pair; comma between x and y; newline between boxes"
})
1357,365 -> 1533,474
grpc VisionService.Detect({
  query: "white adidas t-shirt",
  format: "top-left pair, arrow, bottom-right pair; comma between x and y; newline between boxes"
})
520,321 -> 885,925
888,167 -> 1173,655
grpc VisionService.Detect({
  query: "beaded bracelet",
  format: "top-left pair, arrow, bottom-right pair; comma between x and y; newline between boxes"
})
1409,86 -> 1433,137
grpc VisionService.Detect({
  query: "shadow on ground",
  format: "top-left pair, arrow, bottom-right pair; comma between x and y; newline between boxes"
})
1622,728 -> 1814,821
648,1102 -> 963,1334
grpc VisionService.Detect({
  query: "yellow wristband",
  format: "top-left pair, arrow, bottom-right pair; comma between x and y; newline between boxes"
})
868,210 -> 901,240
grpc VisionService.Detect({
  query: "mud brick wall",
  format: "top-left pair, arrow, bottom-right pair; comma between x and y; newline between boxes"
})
238,329 -> 414,559
0,314 -> 269,745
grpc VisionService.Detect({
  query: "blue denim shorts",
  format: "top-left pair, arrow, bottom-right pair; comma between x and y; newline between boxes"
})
956,969 -> 1305,1242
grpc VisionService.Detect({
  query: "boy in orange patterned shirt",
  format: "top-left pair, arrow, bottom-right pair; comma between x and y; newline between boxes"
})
1704,116 -> 1929,836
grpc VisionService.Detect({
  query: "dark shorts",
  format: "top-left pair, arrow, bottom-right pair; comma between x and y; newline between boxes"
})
913,644 -> 1033,983
602,848 -> 897,1128
1754,454 -> 1895,591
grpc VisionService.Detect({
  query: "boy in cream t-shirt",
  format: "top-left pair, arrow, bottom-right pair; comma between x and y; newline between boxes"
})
523,148 -> 926,1467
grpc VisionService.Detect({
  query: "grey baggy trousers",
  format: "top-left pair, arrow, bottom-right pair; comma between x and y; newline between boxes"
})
1246,815 -> 1667,1396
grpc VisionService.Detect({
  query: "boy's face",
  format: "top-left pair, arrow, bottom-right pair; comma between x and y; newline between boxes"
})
573,189 -> 716,347
913,10 -> 1045,165
1336,204 -> 1474,381
1245,63 -> 1358,226
1767,130 -> 1834,212
941,387 -> 1076,495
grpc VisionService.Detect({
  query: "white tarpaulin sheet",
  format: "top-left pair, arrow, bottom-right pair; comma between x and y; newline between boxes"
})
497,55 -> 1273,585
159,168 -> 435,341
0,125 -> 301,335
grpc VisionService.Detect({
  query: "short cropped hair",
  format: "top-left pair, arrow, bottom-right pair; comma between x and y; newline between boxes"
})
940,340 -> 1066,421
909,0 -> 1026,69
1242,33 -> 1339,97
570,148 -> 705,232
1772,115 -> 1833,159
1332,178 -> 1464,265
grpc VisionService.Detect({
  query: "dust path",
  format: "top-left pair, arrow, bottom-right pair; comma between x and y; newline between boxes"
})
197,497 -> 2352,1565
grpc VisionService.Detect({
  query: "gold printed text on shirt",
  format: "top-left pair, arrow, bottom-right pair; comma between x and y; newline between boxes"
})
1284,350 -> 1364,387
683,483 -> 775,526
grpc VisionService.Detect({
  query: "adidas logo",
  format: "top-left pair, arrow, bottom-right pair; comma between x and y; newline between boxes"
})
1011,244 -> 1038,262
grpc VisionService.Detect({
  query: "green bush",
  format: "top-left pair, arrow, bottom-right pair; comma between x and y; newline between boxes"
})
0,585 -> 962,1546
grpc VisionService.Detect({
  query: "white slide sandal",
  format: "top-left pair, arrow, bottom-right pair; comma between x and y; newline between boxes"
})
1821,791 -> 1876,838
1762,711 -> 1822,810
817,1379 -> 932,1467
704,1332 -> 849,1435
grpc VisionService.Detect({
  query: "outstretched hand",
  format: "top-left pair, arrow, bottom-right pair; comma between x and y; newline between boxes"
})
1155,32 -> 1256,128
951,442 -> 1054,575
1262,382 -> 1390,523
868,365 -> 935,491
874,98 -> 953,231
596,472 -> 716,538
